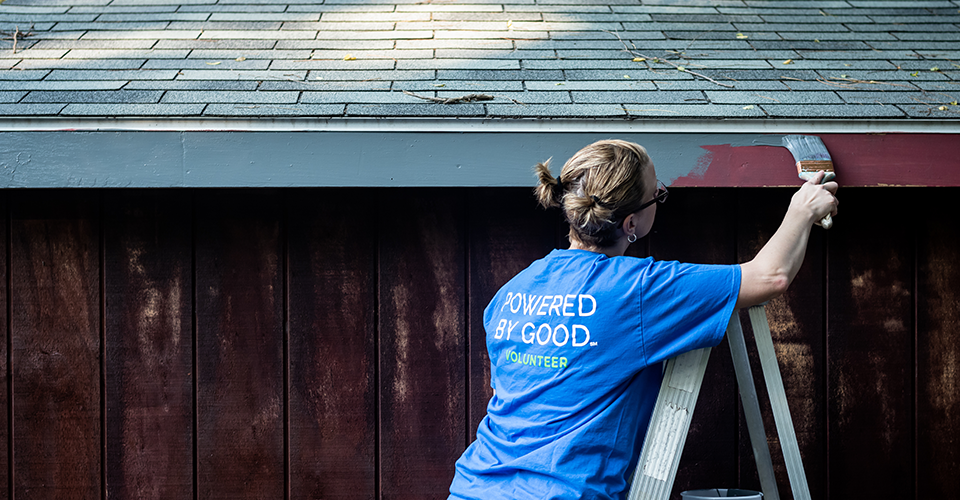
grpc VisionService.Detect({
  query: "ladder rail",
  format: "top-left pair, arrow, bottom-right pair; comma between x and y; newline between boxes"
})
748,306 -> 812,500
629,306 -> 811,500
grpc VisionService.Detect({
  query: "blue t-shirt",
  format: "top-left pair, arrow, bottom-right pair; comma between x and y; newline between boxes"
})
449,249 -> 741,500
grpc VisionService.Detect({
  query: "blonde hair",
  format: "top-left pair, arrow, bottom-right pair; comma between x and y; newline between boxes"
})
534,140 -> 652,248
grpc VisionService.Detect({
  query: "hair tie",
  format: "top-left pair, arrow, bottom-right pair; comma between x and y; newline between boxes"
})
552,181 -> 565,200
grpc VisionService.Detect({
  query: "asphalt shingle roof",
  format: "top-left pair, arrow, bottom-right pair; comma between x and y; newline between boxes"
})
1,0 -> 959,120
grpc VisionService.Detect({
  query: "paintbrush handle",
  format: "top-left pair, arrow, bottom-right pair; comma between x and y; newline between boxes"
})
818,213 -> 833,229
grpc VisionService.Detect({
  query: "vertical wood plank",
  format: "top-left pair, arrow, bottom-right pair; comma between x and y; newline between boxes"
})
379,189 -> 466,499
917,188 -> 960,498
11,190 -> 101,499
827,188 -> 914,499
648,188 -> 738,498
737,188 -> 826,500
196,191 -> 284,499
466,188 -> 558,442
287,189 -> 377,499
0,191 -> 8,497
103,191 -> 193,499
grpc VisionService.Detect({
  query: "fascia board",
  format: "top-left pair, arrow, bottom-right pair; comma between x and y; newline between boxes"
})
1,119 -> 958,188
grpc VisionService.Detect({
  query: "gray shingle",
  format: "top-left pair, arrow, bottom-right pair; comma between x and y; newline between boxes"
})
258,80 -> 392,91
705,90 -> 844,104
45,69 -> 178,80
317,30 -> 435,40
345,102 -> 487,116
486,103 -> 626,117
563,69 -> 694,81
433,13 -> 541,22
438,69 -> 563,80
308,69 -> 434,81
96,13 -> 211,21
0,103 -> 67,115
187,50 -> 314,60
60,103 -> 206,116
157,40 -> 278,50
65,49 -> 191,59
655,80 -> 790,91
0,70 -> 51,81
898,103 -> 960,118
281,22 -> 396,31
303,91 -> 424,104
277,40 -> 397,50
211,13 -> 322,21
203,103 -> 346,116
0,13 -> 97,22
144,59 -> 271,70
1,49 -> 70,59
575,89 -> 707,103
836,91 -> 949,104
398,59 -> 519,70
439,90 -> 572,103
16,59 -> 147,70
80,30 -> 202,39
0,80 -> 127,90
761,103 -> 906,117
198,30 -> 319,40
624,104 -> 766,118
176,69 -> 309,80
436,49 -> 556,60
23,90 -> 163,103
52,22 -> 172,31
399,80 -> 524,92
526,80 -> 657,91
271,59 -> 397,71
0,91 -> 26,102
398,4 -> 506,12
168,21 -> 283,30
125,80 -> 260,91
162,90 -> 299,103
32,40 -> 158,50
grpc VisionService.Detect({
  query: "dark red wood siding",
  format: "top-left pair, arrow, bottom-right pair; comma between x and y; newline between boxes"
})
1,187 -> 958,500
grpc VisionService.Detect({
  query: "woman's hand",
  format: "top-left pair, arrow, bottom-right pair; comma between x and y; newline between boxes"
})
790,170 -> 839,225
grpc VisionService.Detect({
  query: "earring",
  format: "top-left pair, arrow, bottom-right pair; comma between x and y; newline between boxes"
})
627,233 -> 637,243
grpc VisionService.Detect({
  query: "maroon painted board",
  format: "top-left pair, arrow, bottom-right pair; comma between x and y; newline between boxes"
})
827,188 -> 914,499
195,191 -> 285,499
287,189 -> 377,499
378,189 -> 466,499
735,188 -> 827,500
648,188 -> 739,498
672,134 -> 960,188
466,188 -> 559,443
10,190 -> 101,499
103,191 -> 193,499
916,189 -> 960,498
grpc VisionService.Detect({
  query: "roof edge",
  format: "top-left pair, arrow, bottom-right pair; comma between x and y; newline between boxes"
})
2,117 -> 959,134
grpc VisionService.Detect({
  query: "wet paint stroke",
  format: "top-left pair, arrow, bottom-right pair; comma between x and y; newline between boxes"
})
670,134 -> 960,188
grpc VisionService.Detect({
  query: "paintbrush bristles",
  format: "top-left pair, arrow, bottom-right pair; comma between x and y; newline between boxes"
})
782,135 -> 835,182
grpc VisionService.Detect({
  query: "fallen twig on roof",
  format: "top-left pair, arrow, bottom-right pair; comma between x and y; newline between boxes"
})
606,30 -> 735,89
818,76 -> 913,89
402,90 -> 496,104
1,25 -> 34,55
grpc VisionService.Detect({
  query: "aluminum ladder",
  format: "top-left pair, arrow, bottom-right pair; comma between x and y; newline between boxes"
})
628,305 -> 812,500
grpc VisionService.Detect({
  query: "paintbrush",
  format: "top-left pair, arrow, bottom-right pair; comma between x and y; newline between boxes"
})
781,135 -> 835,229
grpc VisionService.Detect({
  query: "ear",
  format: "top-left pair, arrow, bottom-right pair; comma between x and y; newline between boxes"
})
621,212 -> 637,236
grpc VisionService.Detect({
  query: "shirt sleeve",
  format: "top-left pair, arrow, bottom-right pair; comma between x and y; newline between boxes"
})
639,261 -> 741,366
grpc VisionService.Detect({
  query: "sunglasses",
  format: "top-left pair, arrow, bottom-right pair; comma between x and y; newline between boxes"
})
637,180 -> 669,212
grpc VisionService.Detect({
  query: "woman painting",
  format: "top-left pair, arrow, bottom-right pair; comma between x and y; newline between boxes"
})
448,139 -> 838,500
